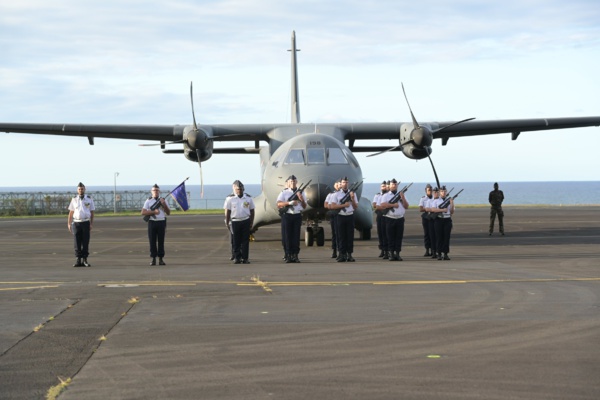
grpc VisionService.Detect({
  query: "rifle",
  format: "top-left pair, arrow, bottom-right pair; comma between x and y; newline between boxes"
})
383,182 -> 413,215
143,197 -> 165,222
330,181 -> 363,216
429,188 -> 464,219
278,179 -> 312,216
142,177 -> 190,222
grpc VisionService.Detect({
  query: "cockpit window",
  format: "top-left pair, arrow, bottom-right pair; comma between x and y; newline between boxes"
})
285,149 -> 305,164
327,148 -> 348,164
307,148 -> 325,164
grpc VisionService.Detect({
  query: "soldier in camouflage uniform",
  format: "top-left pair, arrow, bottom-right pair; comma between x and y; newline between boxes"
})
488,182 -> 504,236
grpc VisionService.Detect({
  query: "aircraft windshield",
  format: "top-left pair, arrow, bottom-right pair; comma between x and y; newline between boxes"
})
285,149 -> 305,164
307,148 -> 325,164
327,148 -> 348,164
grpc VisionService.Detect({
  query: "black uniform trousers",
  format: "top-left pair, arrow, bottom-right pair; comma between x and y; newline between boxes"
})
427,217 -> 437,254
376,212 -> 386,250
384,216 -> 405,252
421,214 -> 431,250
72,221 -> 91,258
336,214 -> 355,255
329,214 -> 338,250
147,219 -> 167,258
282,213 -> 302,255
231,218 -> 251,261
434,217 -> 452,254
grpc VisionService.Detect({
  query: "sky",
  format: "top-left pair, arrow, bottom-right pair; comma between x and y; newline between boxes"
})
1,0 -> 599,188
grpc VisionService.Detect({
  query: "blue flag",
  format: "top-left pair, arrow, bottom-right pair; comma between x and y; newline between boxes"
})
170,181 -> 189,211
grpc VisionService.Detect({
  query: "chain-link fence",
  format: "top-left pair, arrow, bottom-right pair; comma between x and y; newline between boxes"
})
0,191 -> 196,216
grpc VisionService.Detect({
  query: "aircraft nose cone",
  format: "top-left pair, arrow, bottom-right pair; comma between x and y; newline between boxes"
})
304,183 -> 330,209
412,127 -> 433,147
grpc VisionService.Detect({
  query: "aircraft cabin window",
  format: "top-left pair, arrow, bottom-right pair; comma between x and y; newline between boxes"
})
307,148 -> 325,164
327,148 -> 348,164
285,149 -> 305,164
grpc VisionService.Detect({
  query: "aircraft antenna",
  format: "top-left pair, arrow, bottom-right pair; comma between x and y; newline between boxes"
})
288,31 -> 301,124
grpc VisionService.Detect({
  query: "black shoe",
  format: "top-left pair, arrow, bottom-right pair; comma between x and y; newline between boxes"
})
73,258 -> 82,267
242,259 -> 250,264
82,258 -> 91,267
501,232 -> 505,236
437,253 -> 443,260
378,250 -> 385,258
331,250 -> 338,259
230,255 -> 235,261
158,258 -> 166,265
149,258 -> 156,266
382,251 -> 389,260
397,254 -> 403,261
336,253 -> 346,262
489,232 -> 492,236
346,254 -> 355,262
443,254 -> 450,260
424,249 -> 431,257
234,258 -> 241,264
431,253 -> 438,259
293,254 -> 301,263
283,254 -> 289,262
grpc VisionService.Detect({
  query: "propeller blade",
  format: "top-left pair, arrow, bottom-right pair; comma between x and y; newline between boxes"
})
432,117 -> 476,134
190,81 -> 198,131
427,152 -> 441,189
138,140 -> 186,147
195,149 -> 204,198
366,145 -> 402,158
401,83 -> 420,129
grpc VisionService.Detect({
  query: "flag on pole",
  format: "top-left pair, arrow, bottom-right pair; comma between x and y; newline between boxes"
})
170,180 -> 190,211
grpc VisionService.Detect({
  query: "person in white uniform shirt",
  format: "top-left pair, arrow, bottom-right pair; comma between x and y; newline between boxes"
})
377,178 -> 409,261
224,180 -> 255,264
372,180 -> 388,258
325,180 -> 341,259
277,175 -> 306,263
67,182 -> 95,267
330,176 -> 359,262
418,184 -> 433,257
142,184 -> 171,266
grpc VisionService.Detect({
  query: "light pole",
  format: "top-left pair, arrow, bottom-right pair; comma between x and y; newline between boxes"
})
113,172 -> 120,213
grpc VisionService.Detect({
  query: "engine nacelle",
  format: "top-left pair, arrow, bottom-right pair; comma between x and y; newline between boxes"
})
183,126 -> 213,162
402,143 -> 432,160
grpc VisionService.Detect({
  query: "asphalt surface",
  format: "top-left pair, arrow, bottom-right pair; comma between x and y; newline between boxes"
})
1,207 -> 599,399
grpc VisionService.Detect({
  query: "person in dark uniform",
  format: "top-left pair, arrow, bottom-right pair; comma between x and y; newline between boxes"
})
377,178 -> 409,261
277,175 -> 306,263
325,180 -> 341,259
489,182 -> 505,236
372,181 -> 388,258
67,182 -> 95,267
224,180 -> 255,264
418,184 -> 433,256
141,184 -> 171,266
430,186 -> 454,260
330,177 -> 359,262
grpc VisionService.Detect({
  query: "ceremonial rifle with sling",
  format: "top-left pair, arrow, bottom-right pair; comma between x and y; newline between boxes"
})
383,182 -> 413,215
429,188 -> 464,219
330,181 -> 363,216
278,179 -> 312,217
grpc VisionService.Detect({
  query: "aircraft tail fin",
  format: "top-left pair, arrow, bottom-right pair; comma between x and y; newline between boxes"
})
289,31 -> 301,124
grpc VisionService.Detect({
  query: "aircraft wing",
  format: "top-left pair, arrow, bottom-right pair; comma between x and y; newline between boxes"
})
341,116 -> 600,141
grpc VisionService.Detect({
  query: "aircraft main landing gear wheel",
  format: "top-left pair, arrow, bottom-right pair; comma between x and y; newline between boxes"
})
316,227 -> 325,246
305,226 -> 314,247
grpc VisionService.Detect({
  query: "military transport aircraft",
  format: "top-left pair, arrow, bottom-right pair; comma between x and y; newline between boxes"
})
2,31 -> 600,246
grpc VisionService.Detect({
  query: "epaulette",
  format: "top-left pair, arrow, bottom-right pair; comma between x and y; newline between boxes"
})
227,194 -> 235,198
245,193 -> 252,197
148,196 -> 153,200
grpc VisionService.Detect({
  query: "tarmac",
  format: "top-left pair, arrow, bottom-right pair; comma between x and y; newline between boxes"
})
1,206 -> 599,399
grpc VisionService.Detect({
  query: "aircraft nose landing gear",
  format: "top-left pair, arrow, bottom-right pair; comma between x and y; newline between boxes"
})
305,225 -> 324,247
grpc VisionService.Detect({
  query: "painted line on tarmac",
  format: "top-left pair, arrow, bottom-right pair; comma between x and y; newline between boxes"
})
0,285 -> 59,291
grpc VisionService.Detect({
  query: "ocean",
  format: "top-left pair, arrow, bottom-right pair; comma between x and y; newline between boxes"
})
2,181 -> 599,208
